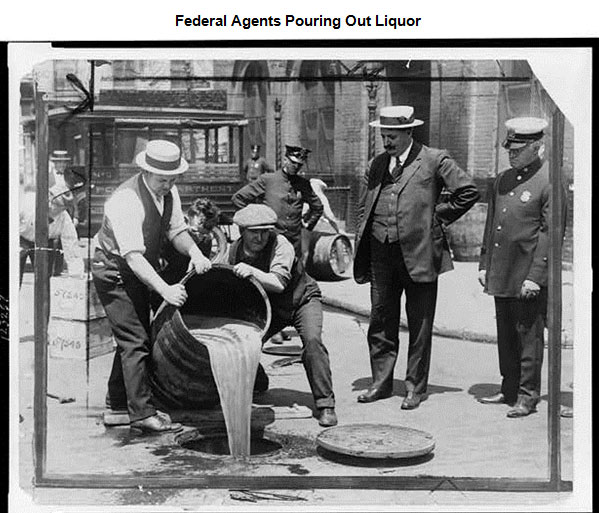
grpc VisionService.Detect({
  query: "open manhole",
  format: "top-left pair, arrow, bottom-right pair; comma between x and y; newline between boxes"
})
177,431 -> 282,457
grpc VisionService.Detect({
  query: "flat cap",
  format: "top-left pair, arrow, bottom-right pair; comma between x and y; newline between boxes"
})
503,117 -> 548,149
285,144 -> 311,164
233,204 -> 278,230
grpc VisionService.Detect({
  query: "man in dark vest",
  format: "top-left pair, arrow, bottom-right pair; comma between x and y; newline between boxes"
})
478,117 -> 567,418
92,140 -> 212,434
353,105 -> 479,409
232,144 -> 323,260
227,204 -> 338,427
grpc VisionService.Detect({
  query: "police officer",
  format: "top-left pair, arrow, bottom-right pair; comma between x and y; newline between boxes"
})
92,140 -> 212,433
227,204 -> 337,427
243,144 -> 274,182
478,117 -> 566,418
232,144 -> 324,260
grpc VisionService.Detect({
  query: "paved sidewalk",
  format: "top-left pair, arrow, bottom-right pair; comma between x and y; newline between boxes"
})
319,261 -> 574,346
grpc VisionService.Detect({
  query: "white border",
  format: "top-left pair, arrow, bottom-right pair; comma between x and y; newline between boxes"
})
8,44 -> 592,513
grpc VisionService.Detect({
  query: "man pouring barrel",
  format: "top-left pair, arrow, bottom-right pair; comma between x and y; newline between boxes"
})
92,140 -> 212,434
227,204 -> 338,427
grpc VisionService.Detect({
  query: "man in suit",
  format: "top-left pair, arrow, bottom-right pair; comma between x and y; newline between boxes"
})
354,105 -> 479,409
478,117 -> 566,418
232,144 -> 324,260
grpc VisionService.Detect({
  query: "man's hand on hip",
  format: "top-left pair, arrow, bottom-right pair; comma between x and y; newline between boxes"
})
477,270 -> 486,288
520,279 -> 541,299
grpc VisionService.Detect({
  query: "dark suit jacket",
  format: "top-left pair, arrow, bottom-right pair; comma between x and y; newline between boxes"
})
353,142 -> 479,284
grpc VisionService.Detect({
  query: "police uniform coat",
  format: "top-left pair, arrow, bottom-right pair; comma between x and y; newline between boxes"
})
479,158 -> 565,296
353,142 -> 480,284
231,170 -> 324,255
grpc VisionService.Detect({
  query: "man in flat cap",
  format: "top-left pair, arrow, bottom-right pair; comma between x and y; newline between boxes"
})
227,204 -> 338,427
354,105 -> 479,409
478,117 -> 567,418
232,144 -> 324,260
243,144 -> 274,183
92,140 -> 212,434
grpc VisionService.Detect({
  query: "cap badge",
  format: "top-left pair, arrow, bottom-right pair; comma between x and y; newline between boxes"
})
520,191 -> 531,203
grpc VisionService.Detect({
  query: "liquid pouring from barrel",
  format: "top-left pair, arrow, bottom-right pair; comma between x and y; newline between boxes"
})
150,265 -> 271,457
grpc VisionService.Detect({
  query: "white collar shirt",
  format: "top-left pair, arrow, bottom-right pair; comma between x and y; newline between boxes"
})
388,140 -> 414,174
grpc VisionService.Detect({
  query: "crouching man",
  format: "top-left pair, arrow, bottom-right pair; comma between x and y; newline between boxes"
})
227,204 -> 338,427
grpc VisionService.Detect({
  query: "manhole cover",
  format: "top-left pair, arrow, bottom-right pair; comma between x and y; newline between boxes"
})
177,432 -> 282,457
262,344 -> 303,356
316,423 -> 435,459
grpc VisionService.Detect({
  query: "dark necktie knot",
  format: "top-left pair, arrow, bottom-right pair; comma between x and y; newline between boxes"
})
391,157 -> 403,181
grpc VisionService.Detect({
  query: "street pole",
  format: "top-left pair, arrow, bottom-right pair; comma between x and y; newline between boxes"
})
33,88 -> 49,483
366,81 -> 379,161
274,98 -> 282,169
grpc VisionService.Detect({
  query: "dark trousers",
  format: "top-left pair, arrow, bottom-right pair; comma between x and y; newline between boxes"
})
262,298 -> 335,409
494,288 -> 547,403
91,251 -> 157,422
367,237 -> 438,395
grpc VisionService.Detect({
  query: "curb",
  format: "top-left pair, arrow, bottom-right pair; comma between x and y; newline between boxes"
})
321,295 -> 573,348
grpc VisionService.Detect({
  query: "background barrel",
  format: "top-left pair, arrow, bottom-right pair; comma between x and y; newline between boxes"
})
306,231 -> 354,281
447,203 -> 487,262
150,264 -> 271,410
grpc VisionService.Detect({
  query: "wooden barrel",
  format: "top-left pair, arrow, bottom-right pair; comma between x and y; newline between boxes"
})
150,264 -> 271,410
447,203 -> 487,262
306,232 -> 354,281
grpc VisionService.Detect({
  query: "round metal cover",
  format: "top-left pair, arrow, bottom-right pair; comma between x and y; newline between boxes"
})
262,344 -> 303,356
316,423 -> 435,459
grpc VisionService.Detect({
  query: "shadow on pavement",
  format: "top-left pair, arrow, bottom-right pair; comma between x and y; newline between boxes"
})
467,383 -> 501,400
351,377 -> 461,397
252,388 -> 315,410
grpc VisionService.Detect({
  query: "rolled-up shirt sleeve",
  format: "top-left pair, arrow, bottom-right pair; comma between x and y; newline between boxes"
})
104,189 -> 146,257
269,235 -> 295,288
167,185 -> 188,241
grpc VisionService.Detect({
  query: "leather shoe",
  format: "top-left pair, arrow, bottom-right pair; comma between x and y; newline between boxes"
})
357,388 -> 392,403
478,392 -> 511,405
130,414 -> 183,434
318,407 -> 338,427
560,406 -> 573,418
401,392 -> 422,410
507,396 -> 537,418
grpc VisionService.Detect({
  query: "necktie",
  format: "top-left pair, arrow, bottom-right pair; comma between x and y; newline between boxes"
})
391,157 -> 403,181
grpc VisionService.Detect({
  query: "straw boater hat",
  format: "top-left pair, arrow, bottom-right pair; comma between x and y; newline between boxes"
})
502,117 -> 548,149
50,150 -> 71,162
233,204 -> 278,230
135,140 -> 188,175
369,106 -> 424,129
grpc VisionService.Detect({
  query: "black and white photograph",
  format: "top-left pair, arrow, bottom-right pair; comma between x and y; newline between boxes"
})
8,44 -> 592,510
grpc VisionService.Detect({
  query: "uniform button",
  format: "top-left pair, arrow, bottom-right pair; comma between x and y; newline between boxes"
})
494,242 -> 500,247
517,175 -> 522,181
502,208 -> 507,213
496,225 -> 502,231
509,192 -> 515,196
